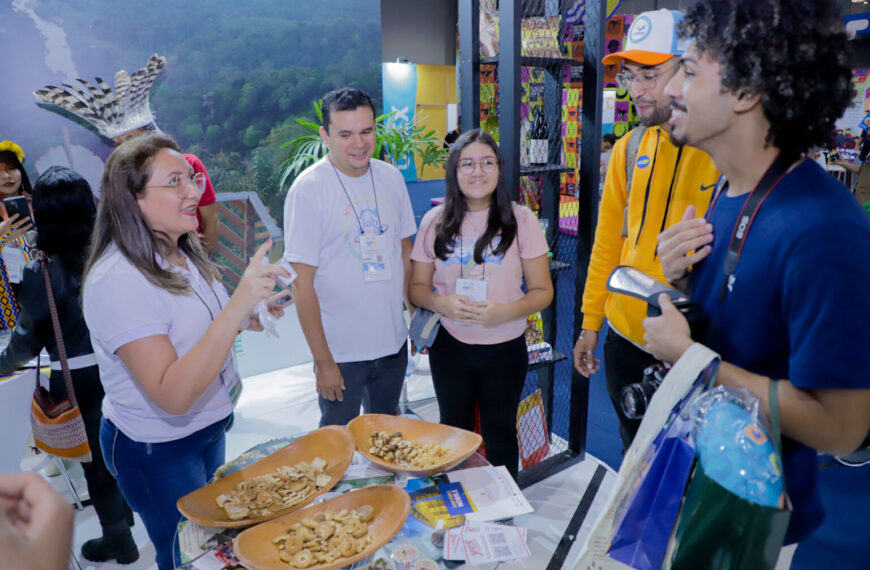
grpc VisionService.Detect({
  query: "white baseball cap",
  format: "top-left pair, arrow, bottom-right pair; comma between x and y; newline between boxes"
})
602,9 -> 688,66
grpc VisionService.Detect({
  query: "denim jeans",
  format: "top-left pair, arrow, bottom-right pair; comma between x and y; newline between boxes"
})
318,343 -> 407,427
100,414 -> 233,570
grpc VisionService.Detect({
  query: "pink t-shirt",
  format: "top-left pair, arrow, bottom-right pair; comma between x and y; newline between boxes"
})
411,203 -> 549,345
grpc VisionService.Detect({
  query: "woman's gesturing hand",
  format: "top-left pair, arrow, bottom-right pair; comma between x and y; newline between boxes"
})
229,241 -> 291,317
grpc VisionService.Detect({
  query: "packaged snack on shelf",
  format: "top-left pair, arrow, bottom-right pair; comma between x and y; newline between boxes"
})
524,312 -> 545,345
526,341 -> 553,364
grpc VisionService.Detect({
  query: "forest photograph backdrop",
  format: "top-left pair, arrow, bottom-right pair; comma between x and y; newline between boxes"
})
1,0 -> 382,221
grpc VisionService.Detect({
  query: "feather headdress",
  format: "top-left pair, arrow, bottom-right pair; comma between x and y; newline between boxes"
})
34,53 -> 166,140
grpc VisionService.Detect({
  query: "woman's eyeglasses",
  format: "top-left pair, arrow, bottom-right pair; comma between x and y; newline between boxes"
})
148,172 -> 207,197
458,158 -> 498,174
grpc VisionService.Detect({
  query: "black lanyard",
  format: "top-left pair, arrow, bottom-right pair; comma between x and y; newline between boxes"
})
329,160 -> 383,235
707,153 -> 793,305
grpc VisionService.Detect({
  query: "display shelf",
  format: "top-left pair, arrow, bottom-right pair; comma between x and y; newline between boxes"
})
481,55 -> 578,68
520,165 -> 574,176
528,350 -> 567,371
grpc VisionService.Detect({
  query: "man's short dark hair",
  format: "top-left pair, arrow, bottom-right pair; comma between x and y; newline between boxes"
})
321,88 -> 376,134
680,0 -> 853,160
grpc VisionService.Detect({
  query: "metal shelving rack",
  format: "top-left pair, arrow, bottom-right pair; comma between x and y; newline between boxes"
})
459,0 -> 608,488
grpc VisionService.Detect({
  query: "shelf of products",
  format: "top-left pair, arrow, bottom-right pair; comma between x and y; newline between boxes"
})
528,350 -> 568,372
521,165 -> 574,176
480,55 -> 579,68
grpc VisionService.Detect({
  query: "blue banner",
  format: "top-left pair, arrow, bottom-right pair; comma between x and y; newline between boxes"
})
382,61 -> 418,182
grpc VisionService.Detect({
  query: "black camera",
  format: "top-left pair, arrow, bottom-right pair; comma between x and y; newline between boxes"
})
606,266 -> 710,419
621,363 -> 669,419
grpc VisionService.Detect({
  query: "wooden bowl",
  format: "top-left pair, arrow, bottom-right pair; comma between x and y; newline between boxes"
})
177,425 -> 354,528
346,414 -> 482,477
233,485 -> 410,570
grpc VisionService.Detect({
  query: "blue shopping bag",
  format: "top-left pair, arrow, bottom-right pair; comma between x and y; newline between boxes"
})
606,360 -> 719,570
607,423 -> 694,569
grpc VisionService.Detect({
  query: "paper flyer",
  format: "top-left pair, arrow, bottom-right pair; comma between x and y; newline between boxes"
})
447,465 -> 533,522
438,481 -> 476,516
443,520 -> 530,564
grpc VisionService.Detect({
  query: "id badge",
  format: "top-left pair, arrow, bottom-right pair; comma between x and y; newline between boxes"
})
360,233 -> 392,282
1,246 -> 25,284
455,278 -> 487,302
221,352 -> 242,406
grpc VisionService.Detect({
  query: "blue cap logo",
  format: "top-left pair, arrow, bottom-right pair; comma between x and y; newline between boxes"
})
630,16 -> 652,44
637,155 -> 651,169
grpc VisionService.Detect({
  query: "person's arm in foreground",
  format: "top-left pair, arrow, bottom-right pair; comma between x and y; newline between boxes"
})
116,241 -> 288,414
0,472 -> 74,570
643,294 -> 870,457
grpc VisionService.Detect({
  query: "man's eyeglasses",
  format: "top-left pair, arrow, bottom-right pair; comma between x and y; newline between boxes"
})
616,61 -> 679,90
148,172 -> 207,197
458,158 -> 498,174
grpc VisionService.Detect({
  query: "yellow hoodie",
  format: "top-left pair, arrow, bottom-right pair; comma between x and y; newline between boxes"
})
581,125 -> 720,345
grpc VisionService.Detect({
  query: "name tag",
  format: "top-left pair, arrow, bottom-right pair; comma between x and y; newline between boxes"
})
455,278 -> 487,302
2,246 -> 25,284
221,352 -> 242,406
360,233 -> 392,282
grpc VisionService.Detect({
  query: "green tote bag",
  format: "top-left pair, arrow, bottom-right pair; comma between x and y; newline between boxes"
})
666,379 -> 791,570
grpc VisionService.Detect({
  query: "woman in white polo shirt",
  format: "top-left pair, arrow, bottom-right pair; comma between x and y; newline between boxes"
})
82,134 -> 289,570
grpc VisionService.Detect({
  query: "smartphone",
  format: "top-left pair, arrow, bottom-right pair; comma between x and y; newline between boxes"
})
273,292 -> 294,307
3,196 -> 31,221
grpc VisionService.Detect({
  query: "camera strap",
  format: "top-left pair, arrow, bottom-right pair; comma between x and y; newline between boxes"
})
707,153 -> 793,304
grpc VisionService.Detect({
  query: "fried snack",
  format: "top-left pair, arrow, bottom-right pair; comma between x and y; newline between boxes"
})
215,458 -> 331,520
368,431 -> 449,468
273,505 -> 375,568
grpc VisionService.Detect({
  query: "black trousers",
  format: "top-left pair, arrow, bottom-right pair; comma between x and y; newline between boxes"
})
603,329 -> 660,450
428,327 -> 528,480
49,365 -> 133,530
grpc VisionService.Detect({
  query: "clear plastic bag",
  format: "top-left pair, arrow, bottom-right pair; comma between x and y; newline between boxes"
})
690,387 -> 785,508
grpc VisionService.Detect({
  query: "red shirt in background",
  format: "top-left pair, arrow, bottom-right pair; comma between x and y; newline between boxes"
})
184,154 -> 216,234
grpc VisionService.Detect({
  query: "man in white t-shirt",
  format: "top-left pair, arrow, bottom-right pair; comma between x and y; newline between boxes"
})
283,88 -> 417,426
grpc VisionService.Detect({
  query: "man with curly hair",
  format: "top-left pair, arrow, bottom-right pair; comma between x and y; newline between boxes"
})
645,0 -> 870,550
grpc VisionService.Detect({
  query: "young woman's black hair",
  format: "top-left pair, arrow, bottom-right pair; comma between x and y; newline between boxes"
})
32,166 -> 96,274
434,129 -> 518,264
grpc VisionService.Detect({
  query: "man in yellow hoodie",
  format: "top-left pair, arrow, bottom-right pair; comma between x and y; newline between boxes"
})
573,9 -> 720,449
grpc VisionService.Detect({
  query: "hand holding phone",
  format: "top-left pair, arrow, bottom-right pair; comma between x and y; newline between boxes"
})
3,197 -> 32,222
272,257 -> 298,290
267,290 -> 294,310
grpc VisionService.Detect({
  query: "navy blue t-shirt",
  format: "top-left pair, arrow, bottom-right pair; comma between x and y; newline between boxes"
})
689,159 -> 870,543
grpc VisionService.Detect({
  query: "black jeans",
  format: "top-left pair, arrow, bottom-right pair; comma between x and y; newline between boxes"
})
428,327 -> 528,480
318,343 -> 408,427
603,329 -> 660,451
49,365 -> 133,530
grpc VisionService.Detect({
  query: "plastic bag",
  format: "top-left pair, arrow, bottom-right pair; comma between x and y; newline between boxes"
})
690,387 -> 784,508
